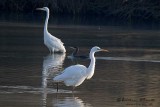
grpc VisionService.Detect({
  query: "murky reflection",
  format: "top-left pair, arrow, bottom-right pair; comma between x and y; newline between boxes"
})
42,53 -> 66,88
42,53 -> 66,107
52,94 -> 91,107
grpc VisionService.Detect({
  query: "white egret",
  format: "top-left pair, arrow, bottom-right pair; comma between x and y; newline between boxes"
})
53,46 -> 109,92
37,7 -> 66,53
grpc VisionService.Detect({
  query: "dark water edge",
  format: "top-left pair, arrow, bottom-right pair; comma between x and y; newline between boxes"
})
0,21 -> 160,49
0,12 -> 160,29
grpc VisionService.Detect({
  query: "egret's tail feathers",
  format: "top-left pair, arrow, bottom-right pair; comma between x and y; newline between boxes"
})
59,46 -> 66,53
53,75 -> 63,82
52,47 -> 66,53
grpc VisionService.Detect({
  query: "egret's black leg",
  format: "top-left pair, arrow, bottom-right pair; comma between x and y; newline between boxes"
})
49,49 -> 51,54
72,86 -> 75,93
56,83 -> 59,92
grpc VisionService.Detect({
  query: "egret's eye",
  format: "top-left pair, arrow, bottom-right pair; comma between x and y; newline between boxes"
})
97,48 -> 101,50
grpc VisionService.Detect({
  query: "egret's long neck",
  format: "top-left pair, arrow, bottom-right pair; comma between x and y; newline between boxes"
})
86,51 -> 96,79
72,48 -> 78,56
44,10 -> 49,34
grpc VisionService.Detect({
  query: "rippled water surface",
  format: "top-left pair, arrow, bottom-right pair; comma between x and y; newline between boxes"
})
0,22 -> 160,107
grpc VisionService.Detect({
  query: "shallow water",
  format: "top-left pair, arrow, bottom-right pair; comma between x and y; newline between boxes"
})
0,22 -> 160,107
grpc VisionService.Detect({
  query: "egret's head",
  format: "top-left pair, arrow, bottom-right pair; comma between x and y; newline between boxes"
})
91,46 -> 109,53
36,7 -> 49,12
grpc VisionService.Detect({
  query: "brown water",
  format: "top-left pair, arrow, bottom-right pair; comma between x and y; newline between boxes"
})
0,23 -> 160,107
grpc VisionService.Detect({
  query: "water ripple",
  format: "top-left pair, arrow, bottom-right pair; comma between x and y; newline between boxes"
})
96,57 -> 160,63
0,85 -> 76,94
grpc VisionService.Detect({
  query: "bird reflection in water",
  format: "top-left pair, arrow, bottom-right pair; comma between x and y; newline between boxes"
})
52,95 -> 91,107
41,53 -> 66,107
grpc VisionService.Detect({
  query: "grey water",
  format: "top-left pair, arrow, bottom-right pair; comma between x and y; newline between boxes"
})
0,20 -> 160,107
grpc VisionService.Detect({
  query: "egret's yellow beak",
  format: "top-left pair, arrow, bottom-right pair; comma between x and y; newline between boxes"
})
100,49 -> 109,52
36,8 -> 44,10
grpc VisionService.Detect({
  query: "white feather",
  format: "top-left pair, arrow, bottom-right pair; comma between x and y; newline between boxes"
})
37,7 -> 66,53
44,32 -> 65,52
54,64 -> 87,86
53,46 -> 108,90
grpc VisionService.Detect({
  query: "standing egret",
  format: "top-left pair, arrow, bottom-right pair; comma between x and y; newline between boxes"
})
53,46 -> 109,92
37,7 -> 66,53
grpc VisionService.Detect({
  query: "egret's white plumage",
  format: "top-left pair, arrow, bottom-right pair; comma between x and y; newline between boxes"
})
53,46 -> 109,91
37,7 -> 66,53
54,64 -> 87,87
